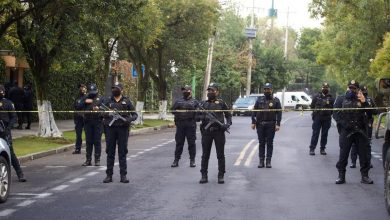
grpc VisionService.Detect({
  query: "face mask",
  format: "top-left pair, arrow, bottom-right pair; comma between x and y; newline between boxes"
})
345,90 -> 357,99
322,89 -> 329,95
112,89 -> 121,97
87,93 -> 97,99
362,92 -> 368,97
207,93 -> 216,100
183,92 -> 190,98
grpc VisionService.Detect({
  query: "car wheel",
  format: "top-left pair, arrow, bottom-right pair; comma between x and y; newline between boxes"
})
385,149 -> 390,215
0,155 -> 10,203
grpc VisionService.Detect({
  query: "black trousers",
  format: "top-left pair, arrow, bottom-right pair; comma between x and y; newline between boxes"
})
256,122 -> 276,159
105,126 -> 129,176
200,130 -> 225,175
309,117 -> 331,150
336,130 -> 370,175
351,121 -> 373,164
174,120 -> 196,160
84,120 -> 102,160
23,111 -> 32,127
3,129 -> 23,175
74,117 -> 84,150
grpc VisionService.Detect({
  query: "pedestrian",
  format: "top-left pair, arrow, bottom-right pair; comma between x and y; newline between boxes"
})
251,83 -> 282,168
22,83 -> 33,130
102,82 -> 137,183
171,85 -> 199,168
0,85 -> 26,182
333,80 -> 373,184
72,83 -> 87,154
78,83 -> 103,166
350,85 -> 376,168
8,81 -> 24,130
198,83 -> 232,184
309,82 -> 334,156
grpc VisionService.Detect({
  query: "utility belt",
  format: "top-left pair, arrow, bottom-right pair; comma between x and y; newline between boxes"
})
257,121 -> 275,125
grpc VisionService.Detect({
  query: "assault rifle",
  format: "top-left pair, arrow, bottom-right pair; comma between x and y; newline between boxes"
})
100,103 -> 127,126
199,105 -> 230,134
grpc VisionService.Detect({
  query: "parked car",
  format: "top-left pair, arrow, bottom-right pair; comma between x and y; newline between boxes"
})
0,138 -> 11,203
232,96 -> 259,116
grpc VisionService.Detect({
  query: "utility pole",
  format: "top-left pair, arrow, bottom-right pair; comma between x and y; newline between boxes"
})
245,0 -> 255,97
202,36 -> 215,100
282,7 -> 289,111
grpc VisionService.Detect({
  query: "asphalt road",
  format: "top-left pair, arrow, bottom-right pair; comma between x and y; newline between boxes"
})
1,112 -> 389,220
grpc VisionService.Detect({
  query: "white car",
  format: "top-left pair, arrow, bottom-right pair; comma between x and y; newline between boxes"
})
0,138 -> 11,203
274,91 -> 312,109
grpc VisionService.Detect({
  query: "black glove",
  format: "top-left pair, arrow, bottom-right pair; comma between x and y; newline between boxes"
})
221,124 -> 230,131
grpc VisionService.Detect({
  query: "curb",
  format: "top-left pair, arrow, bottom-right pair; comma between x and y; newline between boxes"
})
18,124 -> 174,164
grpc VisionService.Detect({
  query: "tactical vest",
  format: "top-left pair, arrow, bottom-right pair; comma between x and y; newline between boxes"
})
255,96 -> 278,122
105,96 -> 133,127
341,98 -> 365,131
202,100 -> 225,125
314,94 -> 333,117
0,98 -> 12,124
84,96 -> 102,121
174,98 -> 197,121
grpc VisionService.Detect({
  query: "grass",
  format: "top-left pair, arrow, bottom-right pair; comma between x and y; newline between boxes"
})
13,119 -> 173,157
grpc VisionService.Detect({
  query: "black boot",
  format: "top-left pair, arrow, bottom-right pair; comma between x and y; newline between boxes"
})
120,175 -> 129,183
72,149 -> 81,154
17,172 -> 27,182
266,158 -> 272,168
171,159 -> 179,167
103,175 -> 112,183
25,125 -> 31,130
218,173 -> 224,184
320,149 -> 327,155
82,159 -> 92,166
190,159 -> 196,168
309,149 -> 315,156
335,171 -> 346,184
199,174 -> 208,184
95,158 -> 100,166
361,175 -> 374,184
258,158 -> 265,168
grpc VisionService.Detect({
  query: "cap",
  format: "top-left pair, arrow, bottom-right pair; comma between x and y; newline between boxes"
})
87,83 -> 98,95
264,83 -> 273,89
207,83 -> 219,91
360,85 -> 368,91
112,82 -> 123,91
348,80 -> 359,89
181,85 -> 192,91
322,82 -> 330,88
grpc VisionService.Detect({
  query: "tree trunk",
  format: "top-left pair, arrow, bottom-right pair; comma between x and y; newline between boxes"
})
156,47 -> 167,120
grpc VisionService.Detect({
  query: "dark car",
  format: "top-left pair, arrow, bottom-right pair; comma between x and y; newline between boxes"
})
232,96 -> 259,116
0,138 -> 11,203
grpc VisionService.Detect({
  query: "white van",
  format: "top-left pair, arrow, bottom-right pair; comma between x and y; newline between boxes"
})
274,91 -> 312,109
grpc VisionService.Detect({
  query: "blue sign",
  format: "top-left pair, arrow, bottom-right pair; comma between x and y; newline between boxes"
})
131,65 -> 145,78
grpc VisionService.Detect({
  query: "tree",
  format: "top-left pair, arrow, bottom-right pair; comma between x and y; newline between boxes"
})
371,32 -> 390,78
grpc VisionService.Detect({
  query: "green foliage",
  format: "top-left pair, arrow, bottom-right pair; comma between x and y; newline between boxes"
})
371,32 -> 390,78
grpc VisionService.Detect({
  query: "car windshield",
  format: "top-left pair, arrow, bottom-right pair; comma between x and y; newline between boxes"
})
235,97 -> 256,105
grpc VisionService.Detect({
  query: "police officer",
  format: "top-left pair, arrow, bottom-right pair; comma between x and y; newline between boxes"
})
78,83 -> 103,166
0,85 -> 26,182
171,85 -> 199,168
102,83 -> 137,183
22,83 -> 33,130
8,81 -> 24,129
333,80 -> 373,184
198,83 -> 232,184
251,83 -> 282,168
309,82 -> 334,156
350,85 -> 376,168
72,84 -> 87,154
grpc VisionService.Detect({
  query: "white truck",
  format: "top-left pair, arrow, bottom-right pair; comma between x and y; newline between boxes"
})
274,91 -> 312,109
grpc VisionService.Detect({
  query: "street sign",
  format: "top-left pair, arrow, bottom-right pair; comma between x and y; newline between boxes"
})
131,65 -> 145,78
245,28 -> 257,39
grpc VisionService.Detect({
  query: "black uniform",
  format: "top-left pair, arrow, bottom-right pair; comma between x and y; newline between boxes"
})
103,96 -> 137,177
333,92 -> 371,181
172,96 -> 199,163
309,92 -> 334,152
0,97 -> 25,179
350,95 -> 376,166
77,95 -> 103,165
8,84 -> 24,129
74,93 -> 85,153
199,98 -> 232,178
22,85 -> 33,129
251,95 -> 282,162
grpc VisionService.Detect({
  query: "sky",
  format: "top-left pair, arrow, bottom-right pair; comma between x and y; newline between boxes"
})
228,0 -> 323,31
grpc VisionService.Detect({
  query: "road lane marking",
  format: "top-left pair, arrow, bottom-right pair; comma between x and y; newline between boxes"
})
244,144 -> 259,167
17,199 -> 36,207
234,139 -> 256,166
157,145 -> 164,147
45,165 -> 67,168
151,147 -> 158,149
144,149 -> 152,152
0,209 -> 16,217
129,155 -> 138,158
51,185 -> 69,191
98,167 -> 106,171
85,171 -> 99,176
35,193 -> 52,198
69,178 -> 85,183
137,151 -> 144,154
